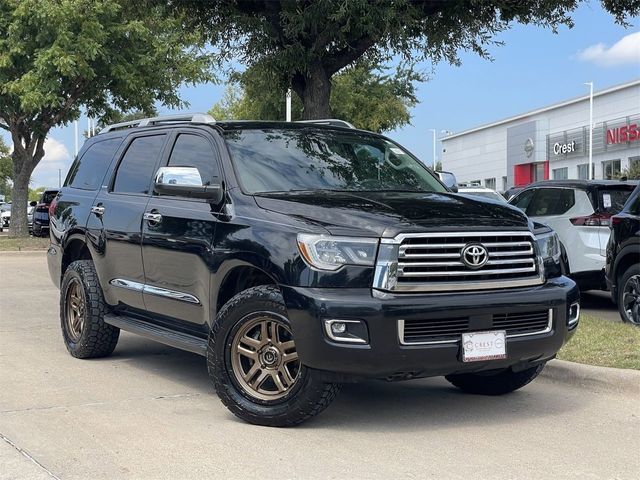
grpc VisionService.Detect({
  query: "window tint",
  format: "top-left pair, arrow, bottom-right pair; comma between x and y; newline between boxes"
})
113,135 -> 166,194
167,134 -> 217,185
512,189 -> 535,212
527,188 -> 575,216
66,138 -> 122,191
599,188 -> 634,214
626,187 -> 640,216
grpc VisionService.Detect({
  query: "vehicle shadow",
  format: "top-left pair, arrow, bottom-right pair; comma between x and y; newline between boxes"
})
110,333 -> 581,433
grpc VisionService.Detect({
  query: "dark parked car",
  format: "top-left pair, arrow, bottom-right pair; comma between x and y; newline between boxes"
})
606,183 -> 640,325
48,114 -> 579,427
32,189 -> 60,237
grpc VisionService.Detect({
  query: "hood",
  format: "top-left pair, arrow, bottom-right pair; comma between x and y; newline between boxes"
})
254,190 -> 530,237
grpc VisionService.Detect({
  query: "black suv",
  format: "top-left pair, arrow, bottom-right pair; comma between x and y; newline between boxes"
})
606,183 -> 640,325
48,114 -> 579,426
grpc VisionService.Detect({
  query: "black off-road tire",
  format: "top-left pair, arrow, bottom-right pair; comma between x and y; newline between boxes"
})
445,363 -> 546,396
60,260 -> 120,358
207,285 -> 341,427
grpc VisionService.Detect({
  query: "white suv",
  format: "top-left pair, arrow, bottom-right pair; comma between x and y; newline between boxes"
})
509,180 -> 637,290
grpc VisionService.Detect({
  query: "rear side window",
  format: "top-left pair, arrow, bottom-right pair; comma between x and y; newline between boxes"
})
527,188 -> 575,216
167,134 -> 218,185
598,188 -> 634,214
41,191 -> 58,204
66,138 -> 122,190
112,135 -> 166,194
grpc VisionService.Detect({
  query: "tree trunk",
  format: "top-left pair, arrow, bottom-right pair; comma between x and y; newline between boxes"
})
301,64 -> 332,120
10,151 -> 36,238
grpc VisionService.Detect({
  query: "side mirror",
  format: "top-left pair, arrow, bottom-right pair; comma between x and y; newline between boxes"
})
437,171 -> 458,193
154,166 -> 223,203
29,201 -> 37,207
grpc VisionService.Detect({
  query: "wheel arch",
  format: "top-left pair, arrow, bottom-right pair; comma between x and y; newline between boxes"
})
212,260 -> 281,325
61,232 -> 93,279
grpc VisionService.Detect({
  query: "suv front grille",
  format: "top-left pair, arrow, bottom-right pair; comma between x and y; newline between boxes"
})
399,309 -> 552,345
385,231 -> 544,292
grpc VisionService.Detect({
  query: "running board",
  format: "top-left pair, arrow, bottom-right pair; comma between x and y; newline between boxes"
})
104,313 -> 207,356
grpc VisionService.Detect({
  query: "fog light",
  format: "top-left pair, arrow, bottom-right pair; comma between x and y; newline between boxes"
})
323,319 -> 369,344
568,302 -> 580,328
331,322 -> 347,334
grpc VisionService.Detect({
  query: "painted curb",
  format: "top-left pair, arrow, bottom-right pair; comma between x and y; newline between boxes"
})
542,359 -> 640,395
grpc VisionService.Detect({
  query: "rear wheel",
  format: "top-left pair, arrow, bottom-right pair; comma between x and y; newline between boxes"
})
617,264 -> 640,325
208,285 -> 341,427
445,363 -> 545,395
60,260 -> 120,358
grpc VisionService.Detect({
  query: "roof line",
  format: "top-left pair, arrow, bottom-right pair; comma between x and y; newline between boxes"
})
441,78 -> 640,141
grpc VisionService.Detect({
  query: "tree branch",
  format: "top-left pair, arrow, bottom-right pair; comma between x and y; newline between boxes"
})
324,36 -> 377,75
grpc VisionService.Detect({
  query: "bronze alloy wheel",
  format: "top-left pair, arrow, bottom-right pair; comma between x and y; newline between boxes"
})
65,278 -> 86,342
622,274 -> 640,325
230,312 -> 301,402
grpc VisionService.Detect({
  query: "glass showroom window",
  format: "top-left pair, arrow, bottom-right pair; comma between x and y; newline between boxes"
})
629,156 -> 640,172
577,163 -> 594,180
552,167 -> 568,180
602,159 -> 621,180
502,176 -> 508,192
484,178 -> 496,190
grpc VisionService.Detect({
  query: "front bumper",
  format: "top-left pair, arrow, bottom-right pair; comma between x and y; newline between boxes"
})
282,276 -> 579,380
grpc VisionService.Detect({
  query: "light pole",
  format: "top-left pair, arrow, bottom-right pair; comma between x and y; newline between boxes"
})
74,120 -> 79,155
584,82 -> 594,180
428,129 -> 437,170
286,89 -> 292,122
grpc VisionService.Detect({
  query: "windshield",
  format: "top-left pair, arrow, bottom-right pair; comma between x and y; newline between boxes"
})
224,128 -> 446,194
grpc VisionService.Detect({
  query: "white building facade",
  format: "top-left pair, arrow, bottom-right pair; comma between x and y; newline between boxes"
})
441,79 -> 640,192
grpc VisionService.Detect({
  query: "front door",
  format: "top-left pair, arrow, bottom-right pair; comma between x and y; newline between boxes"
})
87,133 -> 169,311
141,130 -> 222,326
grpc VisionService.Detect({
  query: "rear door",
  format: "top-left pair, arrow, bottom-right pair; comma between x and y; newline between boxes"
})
87,133 -> 169,311
140,129 -> 223,327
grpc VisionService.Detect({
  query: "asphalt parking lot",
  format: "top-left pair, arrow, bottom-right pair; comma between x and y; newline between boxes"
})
1,253 -> 638,480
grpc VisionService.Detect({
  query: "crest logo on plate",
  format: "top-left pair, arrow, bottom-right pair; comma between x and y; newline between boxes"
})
461,243 -> 489,269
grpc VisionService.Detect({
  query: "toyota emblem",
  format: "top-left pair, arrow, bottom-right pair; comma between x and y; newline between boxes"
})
461,243 -> 489,269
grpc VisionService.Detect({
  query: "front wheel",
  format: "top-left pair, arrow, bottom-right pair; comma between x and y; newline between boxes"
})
207,285 -> 341,427
617,264 -> 640,325
445,363 -> 545,395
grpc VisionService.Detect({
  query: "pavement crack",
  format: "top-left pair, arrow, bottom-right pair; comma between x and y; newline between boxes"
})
0,431 -> 61,480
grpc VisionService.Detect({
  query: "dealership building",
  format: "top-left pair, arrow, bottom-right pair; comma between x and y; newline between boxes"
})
441,79 -> 640,192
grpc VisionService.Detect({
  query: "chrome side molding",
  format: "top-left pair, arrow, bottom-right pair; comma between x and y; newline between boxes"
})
109,278 -> 200,304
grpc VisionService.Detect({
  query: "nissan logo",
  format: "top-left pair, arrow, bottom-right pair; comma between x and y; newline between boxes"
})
461,243 -> 489,269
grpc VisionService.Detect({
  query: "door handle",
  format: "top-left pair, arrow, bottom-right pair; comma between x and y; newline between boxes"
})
90,206 -> 105,217
143,212 -> 162,223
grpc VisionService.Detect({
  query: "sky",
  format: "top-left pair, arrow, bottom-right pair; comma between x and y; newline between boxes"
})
6,0 -> 640,189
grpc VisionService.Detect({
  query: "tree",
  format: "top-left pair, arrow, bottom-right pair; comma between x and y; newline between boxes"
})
0,138 -> 11,201
0,1 -> 213,236
173,0 -> 639,119
210,60 -> 420,132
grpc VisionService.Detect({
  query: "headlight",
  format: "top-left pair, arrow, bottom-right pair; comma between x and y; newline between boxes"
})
297,234 -> 379,271
536,231 -> 561,262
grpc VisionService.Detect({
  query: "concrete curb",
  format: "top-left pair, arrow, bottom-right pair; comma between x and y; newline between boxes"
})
0,250 -> 47,256
542,359 -> 640,396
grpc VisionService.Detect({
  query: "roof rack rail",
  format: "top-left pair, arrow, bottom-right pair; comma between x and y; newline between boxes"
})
100,113 -> 216,134
296,119 -> 355,129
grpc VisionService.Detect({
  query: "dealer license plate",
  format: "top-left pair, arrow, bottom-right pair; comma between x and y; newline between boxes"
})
462,330 -> 507,362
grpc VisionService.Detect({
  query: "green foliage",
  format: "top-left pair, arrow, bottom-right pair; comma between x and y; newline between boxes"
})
174,0 -> 639,118
621,162 -> 640,180
29,186 -> 46,202
0,0 -> 214,235
209,61 -> 420,132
